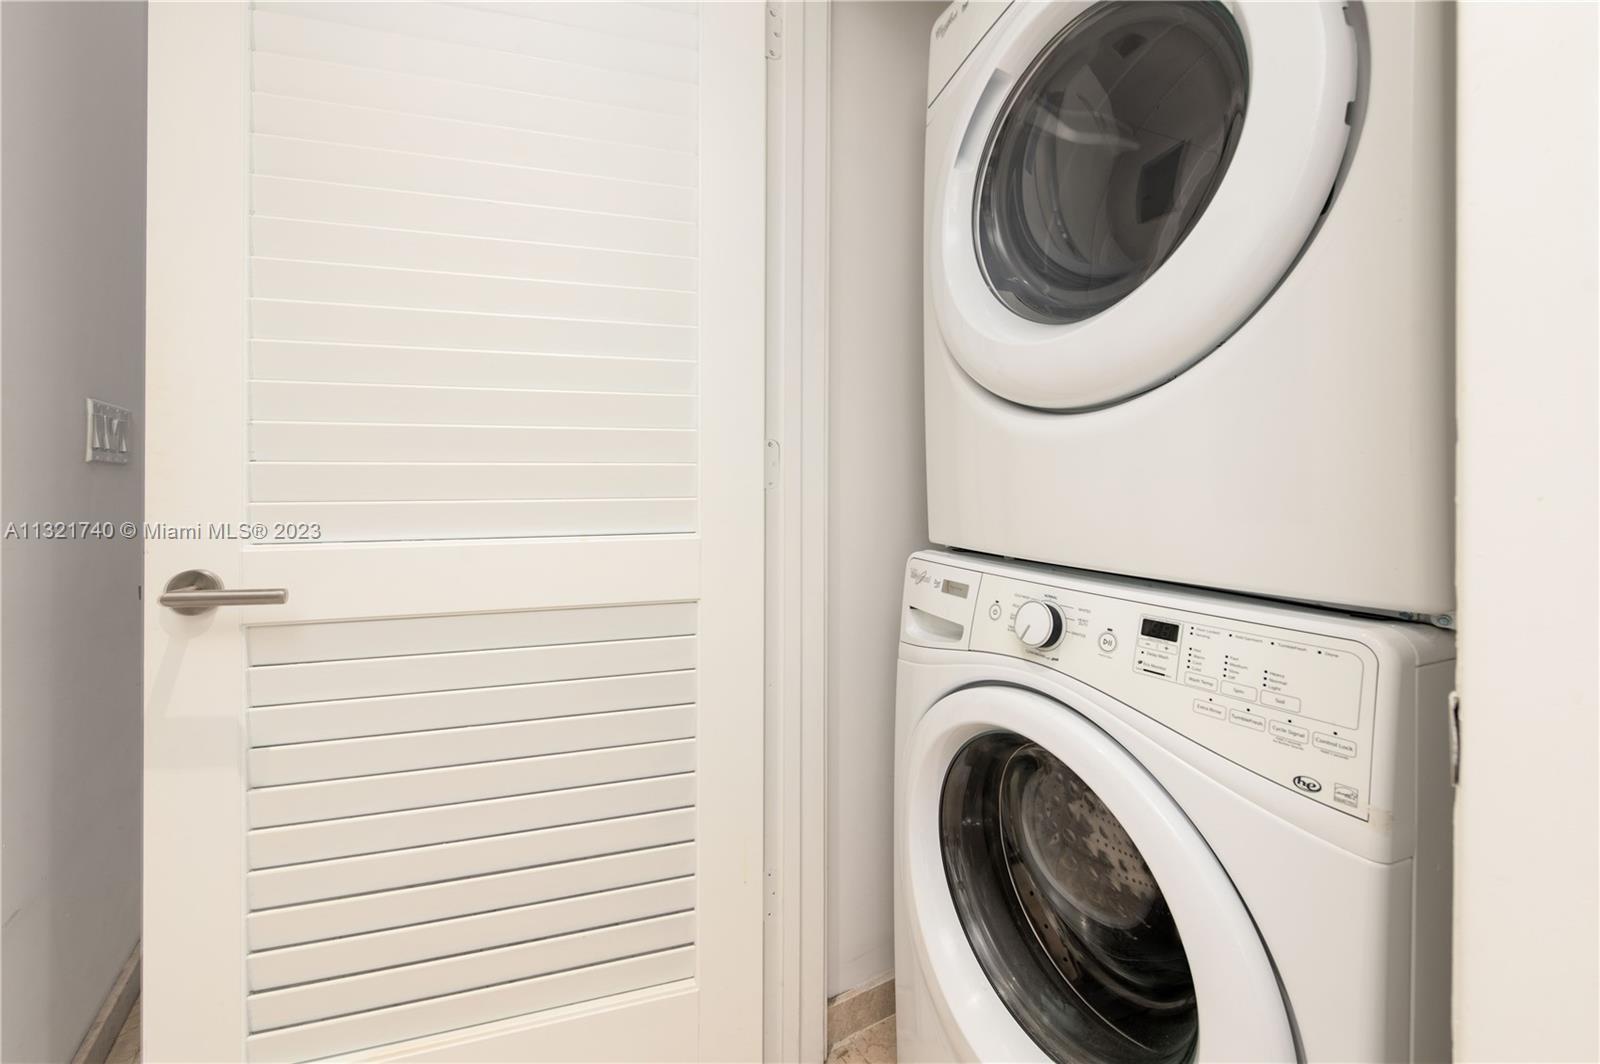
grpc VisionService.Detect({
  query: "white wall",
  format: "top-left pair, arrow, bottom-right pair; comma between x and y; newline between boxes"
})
826,0 -> 942,999
0,3 -> 146,1060
1454,4 -> 1599,1060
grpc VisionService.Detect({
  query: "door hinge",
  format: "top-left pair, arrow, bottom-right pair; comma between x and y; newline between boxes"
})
765,4 -> 783,60
765,439 -> 781,490
1447,689 -> 1461,785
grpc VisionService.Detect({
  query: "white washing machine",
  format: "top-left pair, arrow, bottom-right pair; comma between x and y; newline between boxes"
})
923,1 -> 1454,620
894,551 -> 1454,1063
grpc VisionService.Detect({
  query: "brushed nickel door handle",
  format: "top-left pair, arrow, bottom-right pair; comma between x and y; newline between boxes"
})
160,569 -> 288,615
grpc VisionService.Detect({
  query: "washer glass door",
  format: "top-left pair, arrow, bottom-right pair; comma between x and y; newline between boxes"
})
941,731 -> 1197,1064
975,1 -> 1248,326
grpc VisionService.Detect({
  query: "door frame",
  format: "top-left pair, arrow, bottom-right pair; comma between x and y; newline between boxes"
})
0,1 -> 838,1059
764,2 -> 832,1061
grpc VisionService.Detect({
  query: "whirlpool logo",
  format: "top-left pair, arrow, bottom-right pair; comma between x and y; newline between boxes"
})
1293,775 -> 1323,794
934,1 -> 969,40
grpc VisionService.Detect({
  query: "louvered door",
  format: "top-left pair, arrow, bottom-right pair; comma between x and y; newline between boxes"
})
143,4 -> 764,1060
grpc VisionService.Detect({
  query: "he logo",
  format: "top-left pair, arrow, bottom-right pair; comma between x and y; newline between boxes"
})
1292,775 -> 1323,794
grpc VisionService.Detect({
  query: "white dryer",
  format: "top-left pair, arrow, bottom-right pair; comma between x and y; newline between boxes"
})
894,551 -> 1454,1063
923,1 -> 1454,620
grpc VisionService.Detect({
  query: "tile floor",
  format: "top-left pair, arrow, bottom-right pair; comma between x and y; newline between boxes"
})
825,1015 -> 896,1064
106,997 -> 140,1064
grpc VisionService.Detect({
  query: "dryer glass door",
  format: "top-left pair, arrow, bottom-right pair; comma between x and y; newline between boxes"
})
928,2 -> 1356,409
941,731 -> 1198,1064
975,1 -> 1247,326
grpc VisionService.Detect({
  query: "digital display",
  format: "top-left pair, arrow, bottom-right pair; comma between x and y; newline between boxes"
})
942,579 -> 970,599
1141,618 -> 1181,642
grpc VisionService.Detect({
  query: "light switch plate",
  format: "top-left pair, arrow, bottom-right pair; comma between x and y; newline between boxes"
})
85,398 -> 132,464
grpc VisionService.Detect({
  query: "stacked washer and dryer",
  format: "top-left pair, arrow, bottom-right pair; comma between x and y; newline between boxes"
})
895,2 -> 1455,1062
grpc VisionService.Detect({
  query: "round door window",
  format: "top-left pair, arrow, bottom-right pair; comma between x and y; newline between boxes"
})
941,732 -> 1199,1064
975,1 -> 1249,325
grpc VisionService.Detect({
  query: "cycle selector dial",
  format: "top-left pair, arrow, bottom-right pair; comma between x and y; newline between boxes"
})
1014,599 -> 1064,650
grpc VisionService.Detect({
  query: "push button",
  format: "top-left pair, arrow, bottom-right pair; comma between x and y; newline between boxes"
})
1269,720 -> 1310,745
1228,707 -> 1266,733
1261,690 -> 1302,713
1313,733 -> 1357,759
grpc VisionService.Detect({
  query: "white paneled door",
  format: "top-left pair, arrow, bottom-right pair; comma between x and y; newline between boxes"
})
143,4 -> 764,1060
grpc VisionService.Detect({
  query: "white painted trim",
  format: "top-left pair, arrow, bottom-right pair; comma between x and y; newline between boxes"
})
763,3 -> 831,1061
692,4 -> 770,1056
142,6 -> 254,1056
798,6 -> 832,1059
762,12 -> 798,1057
0,8 -> 6,1050
1453,5 -> 1600,1060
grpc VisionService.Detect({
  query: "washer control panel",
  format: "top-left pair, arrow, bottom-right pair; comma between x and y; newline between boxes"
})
905,558 -> 1379,821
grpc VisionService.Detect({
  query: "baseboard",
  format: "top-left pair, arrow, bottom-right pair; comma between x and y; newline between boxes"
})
71,944 -> 140,1064
825,974 -> 895,1051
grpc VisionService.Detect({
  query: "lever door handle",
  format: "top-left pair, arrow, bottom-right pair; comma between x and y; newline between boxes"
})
160,569 -> 288,615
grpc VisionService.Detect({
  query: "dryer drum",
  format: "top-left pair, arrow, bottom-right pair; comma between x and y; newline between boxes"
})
941,731 -> 1199,1064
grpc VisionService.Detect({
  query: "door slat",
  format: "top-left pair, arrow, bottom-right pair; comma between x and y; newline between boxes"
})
250,462 -> 696,504
251,422 -> 697,464
247,842 -> 696,950
247,807 -> 696,910
249,704 -> 697,786
252,175 -> 697,255
249,50 -> 696,152
252,93 -> 697,187
249,739 -> 697,826
249,877 -> 695,990
248,773 -> 695,867
250,8 -> 698,115
250,258 -> 697,326
250,635 -> 696,706
249,380 -> 696,428
250,221 -> 697,293
249,601 -> 695,667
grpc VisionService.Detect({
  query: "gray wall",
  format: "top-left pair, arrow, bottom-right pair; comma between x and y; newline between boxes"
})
1,3 -> 146,1060
826,0 -> 940,998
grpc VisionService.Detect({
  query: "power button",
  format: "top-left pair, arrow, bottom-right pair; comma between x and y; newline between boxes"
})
1097,631 -> 1118,653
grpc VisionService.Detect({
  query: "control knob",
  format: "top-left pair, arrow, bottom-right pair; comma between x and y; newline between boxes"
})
1014,600 -> 1064,650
